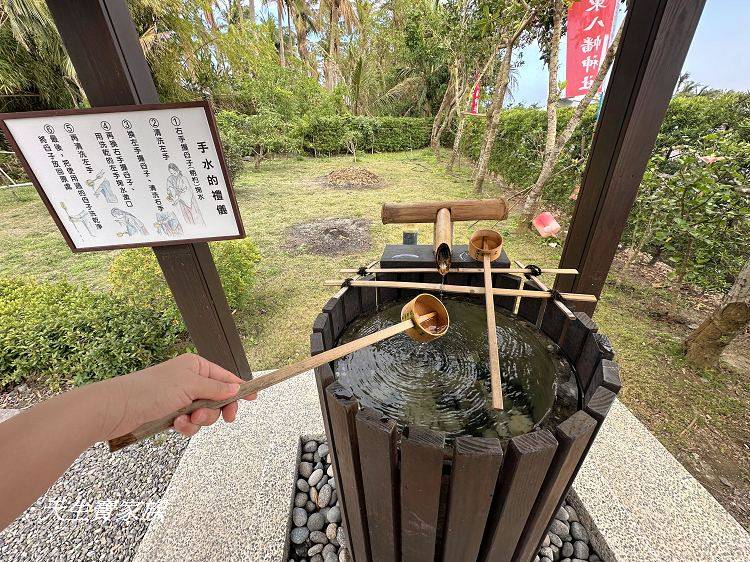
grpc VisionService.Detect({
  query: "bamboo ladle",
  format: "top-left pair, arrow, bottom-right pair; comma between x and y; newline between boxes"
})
108,294 -> 450,452
468,229 -> 505,410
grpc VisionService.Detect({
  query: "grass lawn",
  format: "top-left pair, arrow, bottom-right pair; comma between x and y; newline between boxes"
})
0,148 -> 747,527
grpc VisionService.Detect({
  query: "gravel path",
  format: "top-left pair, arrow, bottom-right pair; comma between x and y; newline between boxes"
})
0,430 -> 188,562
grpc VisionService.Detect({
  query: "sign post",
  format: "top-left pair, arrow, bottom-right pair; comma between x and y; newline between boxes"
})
40,0 -> 252,380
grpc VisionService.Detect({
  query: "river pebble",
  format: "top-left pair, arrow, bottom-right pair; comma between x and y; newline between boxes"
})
288,438 -> 350,562
538,496 -> 602,562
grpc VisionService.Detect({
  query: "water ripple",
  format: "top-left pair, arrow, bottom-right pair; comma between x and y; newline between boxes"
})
335,297 -> 578,441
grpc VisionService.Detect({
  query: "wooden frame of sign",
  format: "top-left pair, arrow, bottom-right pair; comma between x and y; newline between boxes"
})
0,101 -> 244,252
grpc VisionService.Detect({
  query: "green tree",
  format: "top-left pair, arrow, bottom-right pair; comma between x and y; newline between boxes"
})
0,0 -> 83,112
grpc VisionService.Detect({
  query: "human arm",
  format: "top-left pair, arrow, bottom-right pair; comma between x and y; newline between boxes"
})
0,353 -> 254,530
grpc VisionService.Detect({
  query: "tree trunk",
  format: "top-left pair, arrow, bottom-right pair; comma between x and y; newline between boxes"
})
277,0 -> 286,66
287,2 -> 294,52
448,114 -> 468,170
518,22 -> 623,229
430,74 -> 455,152
542,1 -> 563,179
473,10 -> 533,193
473,44 -> 514,193
435,105 -> 456,157
326,3 -> 340,90
685,258 -> 750,366
448,43 -> 500,172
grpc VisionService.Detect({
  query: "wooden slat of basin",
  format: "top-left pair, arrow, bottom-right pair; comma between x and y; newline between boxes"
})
541,299 -> 568,343
313,362 -> 355,558
326,383 -> 371,562
343,285 -> 362,325
356,407 -> 399,562
601,359 -> 622,394
322,294 -> 347,341
481,430 -> 558,562
359,274 -> 377,314
512,411 -> 598,562
400,426 -> 446,562
313,312 -> 333,350
576,331 -> 604,401
441,436 -> 503,562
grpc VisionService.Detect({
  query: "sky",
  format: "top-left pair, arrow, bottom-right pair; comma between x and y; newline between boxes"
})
513,0 -> 750,106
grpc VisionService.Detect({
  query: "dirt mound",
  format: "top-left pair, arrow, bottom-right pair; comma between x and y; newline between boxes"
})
320,166 -> 385,189
285,218 -> 371,256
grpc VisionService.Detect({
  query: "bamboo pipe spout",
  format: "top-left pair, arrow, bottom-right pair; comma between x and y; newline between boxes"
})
434,207 -> 452,275
381,198 -> 509,276
108,294 -> 449,452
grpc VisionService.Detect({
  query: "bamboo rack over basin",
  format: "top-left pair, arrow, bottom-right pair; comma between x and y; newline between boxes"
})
324,279 -> 598,303
340,267 -> 579,275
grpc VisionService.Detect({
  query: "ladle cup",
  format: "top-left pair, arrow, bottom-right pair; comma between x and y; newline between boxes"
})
108,294 -> 449,451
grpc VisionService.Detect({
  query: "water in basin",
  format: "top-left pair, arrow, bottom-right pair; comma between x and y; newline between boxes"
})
334,297 -> 579,441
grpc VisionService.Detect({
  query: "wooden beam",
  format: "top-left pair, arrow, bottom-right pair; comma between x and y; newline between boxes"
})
441,436 -> 503,562
556,0 -> 706,316
46,0 -> 251,379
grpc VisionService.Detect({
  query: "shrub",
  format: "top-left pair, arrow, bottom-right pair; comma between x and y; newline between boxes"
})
216,110 -> 301,173
0,278 -> 185,388
624,129 -> 750,291
297,115 -> 432,156
108,238 -> 261,313
460,106 -> 597,208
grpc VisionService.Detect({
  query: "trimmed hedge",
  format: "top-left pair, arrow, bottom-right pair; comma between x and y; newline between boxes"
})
0,278 -> 185,388
298,115 -> 433,155
458,106 -> 598,207
215,111 -> 433,168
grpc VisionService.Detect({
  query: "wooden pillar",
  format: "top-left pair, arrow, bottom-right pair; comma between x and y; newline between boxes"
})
556,0 -> 706,316
46,0 -> 251,379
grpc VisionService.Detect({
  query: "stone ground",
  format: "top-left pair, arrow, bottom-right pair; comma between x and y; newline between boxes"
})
572,399 -> 750,561
134,372 -> 324,562
0,407 -> 187,562
288,437 -> 350,562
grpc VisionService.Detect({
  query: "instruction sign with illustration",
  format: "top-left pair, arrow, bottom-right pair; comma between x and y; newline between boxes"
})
0,102 -> 243,251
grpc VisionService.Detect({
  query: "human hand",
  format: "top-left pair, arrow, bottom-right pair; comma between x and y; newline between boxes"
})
99,354 -> 256,441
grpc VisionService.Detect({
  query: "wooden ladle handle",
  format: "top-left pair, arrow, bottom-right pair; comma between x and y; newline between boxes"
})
108,307 -> 445,452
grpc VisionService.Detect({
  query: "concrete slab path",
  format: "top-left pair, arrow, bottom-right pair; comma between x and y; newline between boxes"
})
571,399 -> 750,561
133,370 -> 323,562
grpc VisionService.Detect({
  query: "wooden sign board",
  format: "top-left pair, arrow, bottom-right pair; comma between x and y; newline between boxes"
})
0,101 -> 244,252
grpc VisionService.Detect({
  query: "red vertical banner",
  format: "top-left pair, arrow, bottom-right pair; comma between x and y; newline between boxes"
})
470,81 -> 481,114
565,0 -> 616,98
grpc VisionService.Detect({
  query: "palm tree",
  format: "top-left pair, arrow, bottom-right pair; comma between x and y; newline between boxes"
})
0,0 -> 82,112
261,0 -> 288,66
288,0 -> 319,77
276,0 -> 287,66
320,0 -> 358,90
